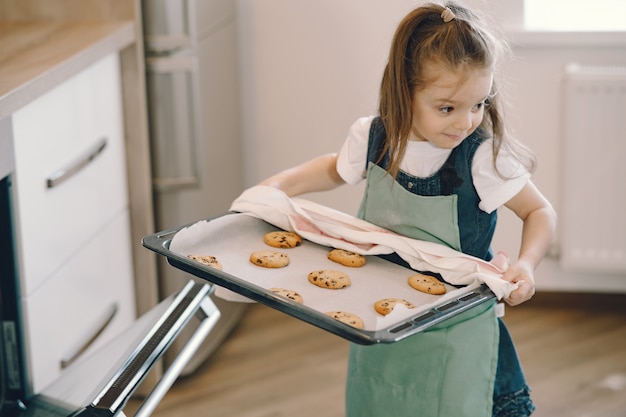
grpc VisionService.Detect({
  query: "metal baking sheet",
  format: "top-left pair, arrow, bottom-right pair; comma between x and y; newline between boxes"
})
142,213 -> 496,345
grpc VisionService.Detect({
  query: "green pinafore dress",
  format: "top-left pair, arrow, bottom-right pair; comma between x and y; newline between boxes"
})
345,118 -> 500,417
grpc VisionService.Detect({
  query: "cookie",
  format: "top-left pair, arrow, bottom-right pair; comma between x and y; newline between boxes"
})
374,298 -> 416,316
325,311 -> 364,329
263,231 -> 302,248
249,250 -> 290,268
270,288 -> 304,304
408,273 -> 447,295
187,255 -> 222,270
327,248 -> 366,267
308,270 -> 351,289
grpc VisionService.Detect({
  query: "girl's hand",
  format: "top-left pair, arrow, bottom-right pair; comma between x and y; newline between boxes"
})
502,181 -> 557,307
502,259 -> 536,306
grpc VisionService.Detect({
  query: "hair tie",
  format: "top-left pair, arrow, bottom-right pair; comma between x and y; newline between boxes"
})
441,7 -> 455,23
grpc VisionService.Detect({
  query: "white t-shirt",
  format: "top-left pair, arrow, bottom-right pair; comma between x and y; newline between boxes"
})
336,116 -> 530,214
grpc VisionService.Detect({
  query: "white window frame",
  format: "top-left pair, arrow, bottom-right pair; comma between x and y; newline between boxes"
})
524,0 -> 626,32
475,0 -> 626,46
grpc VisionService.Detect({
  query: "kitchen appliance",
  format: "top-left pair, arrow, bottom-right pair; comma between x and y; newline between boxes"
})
1,116 -> 221,416
141,0 -> 247,374
1,276 -> 221,417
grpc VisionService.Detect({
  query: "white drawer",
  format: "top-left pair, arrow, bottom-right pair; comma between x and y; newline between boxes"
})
11,54 -> 129,295
21,210 -> 136,395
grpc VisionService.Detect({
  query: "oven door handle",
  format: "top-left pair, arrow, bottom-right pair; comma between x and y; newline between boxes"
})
71,280 -> 220,417
132,294 -> 220,417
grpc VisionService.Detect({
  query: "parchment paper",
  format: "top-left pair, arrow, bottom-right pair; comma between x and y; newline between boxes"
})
169,213 -> 481,331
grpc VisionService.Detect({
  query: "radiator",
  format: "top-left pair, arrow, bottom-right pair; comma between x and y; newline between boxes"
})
560,64 -> 626,273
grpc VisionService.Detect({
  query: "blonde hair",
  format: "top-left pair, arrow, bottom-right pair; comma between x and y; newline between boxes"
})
378,2 -> 535,178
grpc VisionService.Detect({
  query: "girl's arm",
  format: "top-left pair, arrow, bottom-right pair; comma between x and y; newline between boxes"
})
260,153 -> 345,197
502,181 -> 557,306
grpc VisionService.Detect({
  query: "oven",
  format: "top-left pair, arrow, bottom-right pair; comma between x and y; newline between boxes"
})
0,117 -> 220,416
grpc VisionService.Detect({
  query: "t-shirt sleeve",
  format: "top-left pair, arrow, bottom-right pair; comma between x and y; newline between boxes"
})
336,116 -> 376,185
472,140 -> 531,214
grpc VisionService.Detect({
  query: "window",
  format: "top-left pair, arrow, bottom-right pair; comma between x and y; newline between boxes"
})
525,0 -> 626,31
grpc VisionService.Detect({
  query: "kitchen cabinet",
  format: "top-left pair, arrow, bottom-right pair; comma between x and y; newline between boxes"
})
10,53 -> 137,394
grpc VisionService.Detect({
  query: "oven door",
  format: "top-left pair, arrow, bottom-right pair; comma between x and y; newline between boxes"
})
3,280 -> 220,417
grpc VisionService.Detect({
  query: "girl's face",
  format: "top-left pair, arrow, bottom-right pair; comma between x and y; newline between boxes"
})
410,62 -> 494,149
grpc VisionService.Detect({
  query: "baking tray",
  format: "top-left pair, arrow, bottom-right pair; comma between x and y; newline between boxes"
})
142,213 -> 496,345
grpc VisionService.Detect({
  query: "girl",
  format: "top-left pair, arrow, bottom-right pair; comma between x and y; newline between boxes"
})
261,3 -> 556,416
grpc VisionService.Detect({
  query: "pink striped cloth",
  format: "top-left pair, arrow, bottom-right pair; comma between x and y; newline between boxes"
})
230,186 -> 516,300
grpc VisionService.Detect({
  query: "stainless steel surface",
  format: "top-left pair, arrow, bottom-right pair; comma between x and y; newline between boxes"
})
143,0 -> 246,375
45,137 -> 107,189
90,281 -> 214,414
145,53 -> 201,192
33,280 -> 219,416
133,293 -> 220,417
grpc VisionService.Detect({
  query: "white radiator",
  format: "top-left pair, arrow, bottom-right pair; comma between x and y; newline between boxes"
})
560,64 -> 626,273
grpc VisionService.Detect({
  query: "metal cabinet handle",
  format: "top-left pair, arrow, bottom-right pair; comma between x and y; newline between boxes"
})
146,54 -> 202,192
60,302 -> 118,369
46,137 -> 107,189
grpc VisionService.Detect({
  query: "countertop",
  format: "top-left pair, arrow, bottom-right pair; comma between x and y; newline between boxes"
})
0,20 -> 135,120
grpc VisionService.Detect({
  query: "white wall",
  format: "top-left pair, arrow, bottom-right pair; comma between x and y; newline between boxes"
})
237,0 -> 420,212
236,0 -> 626,292
493,42 -> 626,292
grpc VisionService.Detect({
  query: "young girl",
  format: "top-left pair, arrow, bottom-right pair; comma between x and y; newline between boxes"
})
261,3 -> 556,416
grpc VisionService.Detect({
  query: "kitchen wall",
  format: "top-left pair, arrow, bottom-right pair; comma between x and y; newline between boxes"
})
237,0 -> 417,211
494,40 -> 626,292
236,0 -> 626,292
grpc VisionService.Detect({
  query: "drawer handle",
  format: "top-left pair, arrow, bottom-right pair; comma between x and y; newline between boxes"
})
60,302 -> 118,369
46,137 -> 107,189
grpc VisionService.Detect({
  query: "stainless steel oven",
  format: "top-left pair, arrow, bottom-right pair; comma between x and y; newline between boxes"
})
1,117 -> 220,416
1,278 -> 221,417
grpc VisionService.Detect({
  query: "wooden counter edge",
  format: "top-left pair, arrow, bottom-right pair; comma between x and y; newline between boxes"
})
0,21 -> 135,120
